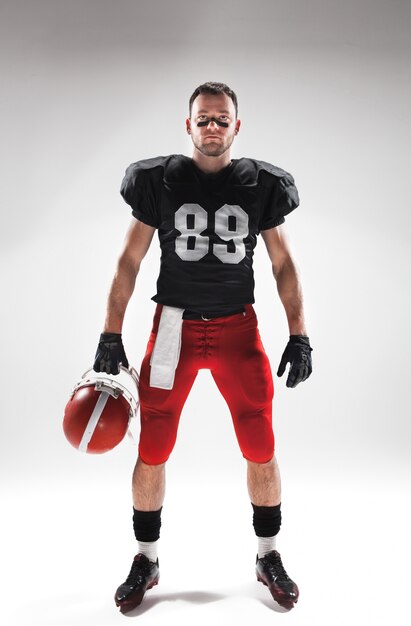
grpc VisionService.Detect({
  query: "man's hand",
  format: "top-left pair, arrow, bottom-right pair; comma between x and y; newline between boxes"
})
93,333 -> 129,375
277,335 -> 313,388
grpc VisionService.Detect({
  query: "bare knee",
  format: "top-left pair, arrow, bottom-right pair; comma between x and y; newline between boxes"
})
247,457 -> 275,470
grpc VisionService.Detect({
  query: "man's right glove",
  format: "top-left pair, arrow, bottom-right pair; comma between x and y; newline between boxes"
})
277,335 -> 313,388
93,332 -> 129,375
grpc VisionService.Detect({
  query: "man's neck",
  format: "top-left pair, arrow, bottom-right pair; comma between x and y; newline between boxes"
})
191,150 -> 232,174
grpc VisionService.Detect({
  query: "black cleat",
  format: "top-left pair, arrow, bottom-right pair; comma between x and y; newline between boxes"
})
256,550 -> 299,609
114,553 -> 160,613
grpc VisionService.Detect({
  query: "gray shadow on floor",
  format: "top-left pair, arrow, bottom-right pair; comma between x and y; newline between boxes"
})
123,590 -> 226,616
257,597 -> 294,613
239,581 -> 295,613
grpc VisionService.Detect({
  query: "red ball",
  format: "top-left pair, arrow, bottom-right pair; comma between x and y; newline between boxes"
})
63,384 -> 131,454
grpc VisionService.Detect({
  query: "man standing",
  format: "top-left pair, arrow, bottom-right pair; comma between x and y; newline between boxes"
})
93,81 -> 312,613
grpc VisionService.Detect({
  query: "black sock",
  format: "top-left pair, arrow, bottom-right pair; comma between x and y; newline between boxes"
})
133,507 -> 162,542
251,502 -> 281,537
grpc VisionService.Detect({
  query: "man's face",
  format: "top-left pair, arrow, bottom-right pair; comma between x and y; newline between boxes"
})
186,93 -> 240,157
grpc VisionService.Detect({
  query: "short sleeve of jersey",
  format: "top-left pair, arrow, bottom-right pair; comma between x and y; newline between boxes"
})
259,171 -> 300,232
120,161 -> 161,228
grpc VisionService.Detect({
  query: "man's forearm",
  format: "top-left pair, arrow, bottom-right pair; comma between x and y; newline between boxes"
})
103,259 -> 139,333
273,258 -> 307,336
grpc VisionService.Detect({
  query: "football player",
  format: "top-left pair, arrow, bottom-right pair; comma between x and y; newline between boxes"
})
93,81 -> 313,613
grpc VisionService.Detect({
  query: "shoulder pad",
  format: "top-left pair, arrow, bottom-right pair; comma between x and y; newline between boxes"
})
124,154 -> 196,186
124,155 -> 171,178
163,154 -> 195,185
234,158 -> 292,186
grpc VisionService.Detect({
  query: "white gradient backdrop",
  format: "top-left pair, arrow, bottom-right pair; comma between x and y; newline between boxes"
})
1,1 -> 410,624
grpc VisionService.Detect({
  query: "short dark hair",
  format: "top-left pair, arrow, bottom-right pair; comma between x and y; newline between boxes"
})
189,82 -> 238,118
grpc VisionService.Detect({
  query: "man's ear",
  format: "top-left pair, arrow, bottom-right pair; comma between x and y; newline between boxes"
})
186,118 -> 191,134
235,119 -> 241,135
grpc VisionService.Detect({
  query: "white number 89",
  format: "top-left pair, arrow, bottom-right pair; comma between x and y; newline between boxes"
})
175,203 -> 249,264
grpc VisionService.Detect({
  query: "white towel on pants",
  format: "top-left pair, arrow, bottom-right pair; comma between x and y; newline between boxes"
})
149,305 -> 185,389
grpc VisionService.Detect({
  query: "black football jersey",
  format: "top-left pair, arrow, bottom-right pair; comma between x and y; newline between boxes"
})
120,154 -> 299,313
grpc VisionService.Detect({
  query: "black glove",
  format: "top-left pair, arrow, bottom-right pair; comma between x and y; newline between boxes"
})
93,332 -> 129,375
277,335 -> 313,388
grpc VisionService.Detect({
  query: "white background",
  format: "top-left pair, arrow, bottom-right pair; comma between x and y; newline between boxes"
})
1,1 -> 410,624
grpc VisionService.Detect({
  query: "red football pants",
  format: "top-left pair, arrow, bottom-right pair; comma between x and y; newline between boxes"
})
138,303 -> 275,465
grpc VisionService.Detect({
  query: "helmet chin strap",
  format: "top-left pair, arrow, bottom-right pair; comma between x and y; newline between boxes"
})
197,117 -> 229,128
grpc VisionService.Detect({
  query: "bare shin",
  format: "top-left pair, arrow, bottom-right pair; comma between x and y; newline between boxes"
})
247,456 -> 281,506
132,456 -> 166,511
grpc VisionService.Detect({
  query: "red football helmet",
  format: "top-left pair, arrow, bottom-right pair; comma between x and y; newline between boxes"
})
63,366 -> 139,454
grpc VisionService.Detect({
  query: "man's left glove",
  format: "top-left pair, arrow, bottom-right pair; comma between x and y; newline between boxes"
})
93,332 -> 129,375
277,335 -> 313,388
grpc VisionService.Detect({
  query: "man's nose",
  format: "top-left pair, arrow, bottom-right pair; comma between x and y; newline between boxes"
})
207,118 -> 219,129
